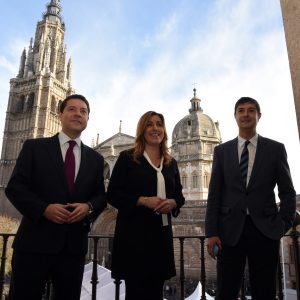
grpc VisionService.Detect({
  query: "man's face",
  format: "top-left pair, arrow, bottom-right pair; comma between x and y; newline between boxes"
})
234,102 -> 261,131
59,98 -> 89,137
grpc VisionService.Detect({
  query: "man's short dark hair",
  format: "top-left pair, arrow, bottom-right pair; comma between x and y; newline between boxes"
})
59,94 -> 90,114
234,97 -> 261,114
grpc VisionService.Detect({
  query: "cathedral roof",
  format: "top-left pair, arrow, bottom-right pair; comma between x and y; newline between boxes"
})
172,89 -> 221,144
93,120 -> 135,150
95,132 -> 135,149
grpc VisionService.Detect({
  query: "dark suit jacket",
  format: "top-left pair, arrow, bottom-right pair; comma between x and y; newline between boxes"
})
205,135 -> 296,246
5,134 -> 106,255
107,149 -> 185,280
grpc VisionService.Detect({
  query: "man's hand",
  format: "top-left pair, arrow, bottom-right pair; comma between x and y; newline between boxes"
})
43,204 -> 71,224
66,203 -> 90,224
207,236 -> 222,259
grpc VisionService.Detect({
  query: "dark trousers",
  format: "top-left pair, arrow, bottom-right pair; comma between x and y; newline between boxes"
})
216,216 -> 280,300
125,276 -> 164,300
9,249 -> 85,300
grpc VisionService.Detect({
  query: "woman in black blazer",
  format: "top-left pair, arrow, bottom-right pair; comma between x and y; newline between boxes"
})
107,111 -> 185,300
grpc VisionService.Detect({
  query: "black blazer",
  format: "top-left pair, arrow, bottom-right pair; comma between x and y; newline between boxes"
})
205,135 -> 296,246
107,149 -> 185,280
5,134 -> 106,255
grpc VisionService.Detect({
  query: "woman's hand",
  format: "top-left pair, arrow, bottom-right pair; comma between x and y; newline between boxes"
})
138,197 -> 177,214
137,196 -> 162,209
154,198 -> 177,214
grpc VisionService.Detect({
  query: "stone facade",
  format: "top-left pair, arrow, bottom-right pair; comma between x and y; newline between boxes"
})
0,0 -> 74,215
281,0 -> 300,140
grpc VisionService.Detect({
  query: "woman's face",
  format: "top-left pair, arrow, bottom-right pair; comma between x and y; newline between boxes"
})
144,114 -> 165,147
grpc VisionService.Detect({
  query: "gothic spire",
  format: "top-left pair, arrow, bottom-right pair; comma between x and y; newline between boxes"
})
24,39 -> 34,77
43,0 -> 63,24
17,48 -> 26,78
67,57 -> 72,82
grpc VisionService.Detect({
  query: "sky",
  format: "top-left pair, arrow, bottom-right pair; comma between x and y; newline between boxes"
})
0,0 -> 299,193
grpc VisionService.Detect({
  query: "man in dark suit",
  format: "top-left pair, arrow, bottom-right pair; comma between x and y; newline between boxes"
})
205,97 -> 296,300
6,94 -> 106,300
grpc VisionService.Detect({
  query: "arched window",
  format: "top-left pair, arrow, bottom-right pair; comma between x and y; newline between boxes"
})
57,100 -> 62,113
103,161 -> 111,190
51,96 -> 56,112
192,173 -> 198,188
103,162 -> 110,180
181,175 -> 187,189
204,173 -> 208,188
25,93 -> 34,111
15,95 -> 25,113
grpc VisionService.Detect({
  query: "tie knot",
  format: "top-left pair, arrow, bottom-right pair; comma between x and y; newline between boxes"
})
244,140 -> 250,147
68,140 -> 76,149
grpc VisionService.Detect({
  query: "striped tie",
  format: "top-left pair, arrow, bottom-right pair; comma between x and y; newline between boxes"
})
240,140 -> 250,186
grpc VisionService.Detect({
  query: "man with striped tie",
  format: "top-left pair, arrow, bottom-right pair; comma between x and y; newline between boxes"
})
205,97 -> 296,300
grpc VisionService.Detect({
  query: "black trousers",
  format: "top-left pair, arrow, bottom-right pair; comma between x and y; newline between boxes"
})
216,216 -> 280,300
9,249 -> 85,300
124,276 -> 165,300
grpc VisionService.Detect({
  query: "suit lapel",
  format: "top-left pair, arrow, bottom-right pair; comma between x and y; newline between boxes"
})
46,134 -> 65,173
45,134 -> 69,191
229,138 -> 241,179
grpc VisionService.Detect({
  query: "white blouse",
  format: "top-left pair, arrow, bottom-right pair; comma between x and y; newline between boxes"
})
143,151 -> 168,226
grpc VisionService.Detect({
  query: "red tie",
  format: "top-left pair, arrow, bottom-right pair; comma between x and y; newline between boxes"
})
65,140 -> 76,192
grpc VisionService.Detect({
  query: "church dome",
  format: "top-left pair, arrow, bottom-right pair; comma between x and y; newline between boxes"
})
172,89 -> 221,144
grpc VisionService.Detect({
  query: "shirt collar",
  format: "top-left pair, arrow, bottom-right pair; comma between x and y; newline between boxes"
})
238,133 -> 258,148
58,131 -> 81,147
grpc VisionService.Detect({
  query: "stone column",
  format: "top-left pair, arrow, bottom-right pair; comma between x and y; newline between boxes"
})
281,0 -> 300,140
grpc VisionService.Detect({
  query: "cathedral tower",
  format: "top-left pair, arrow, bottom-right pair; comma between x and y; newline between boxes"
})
171,89 -> 221,201
0,0 -> 74,189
